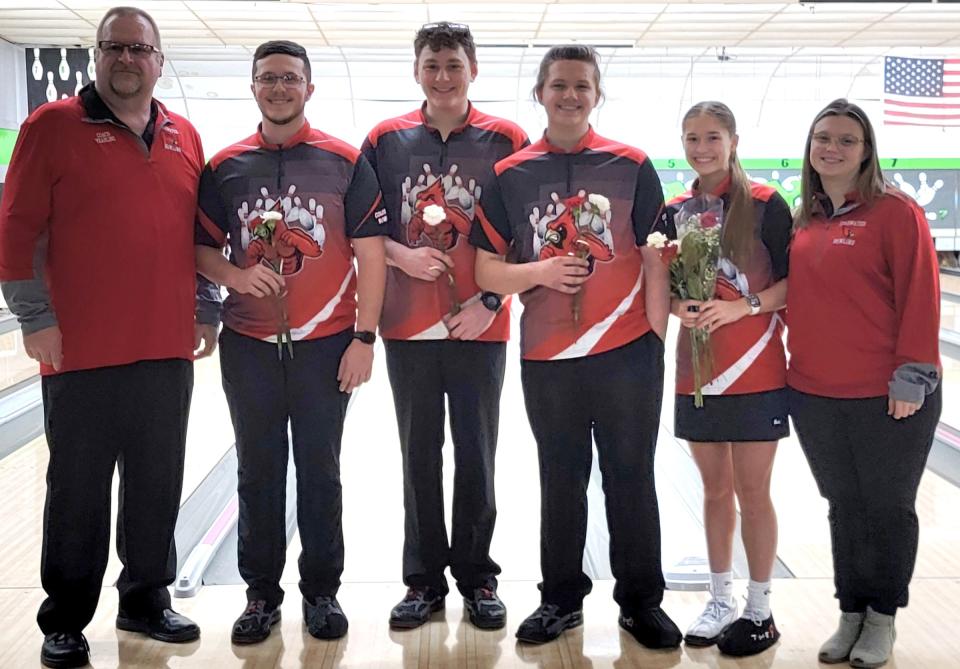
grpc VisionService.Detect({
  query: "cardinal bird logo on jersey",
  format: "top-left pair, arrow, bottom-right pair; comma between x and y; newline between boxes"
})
238,184 -> 325,276
531,190 -> 614,272
400,163 -> 482,252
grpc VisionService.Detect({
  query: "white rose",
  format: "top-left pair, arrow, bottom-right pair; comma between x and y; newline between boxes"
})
422,204 -> 446,226
261,211 -> 282,221
588,193 -> 611,214
646,231 -> 669,249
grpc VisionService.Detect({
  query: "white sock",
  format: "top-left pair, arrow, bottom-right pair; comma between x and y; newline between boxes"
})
710,571 -> 734,602
745,579 -> 772,618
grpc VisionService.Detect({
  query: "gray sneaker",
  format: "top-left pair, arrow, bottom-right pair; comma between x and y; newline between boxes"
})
516,604 -> 583,644
389,587 -> 445,629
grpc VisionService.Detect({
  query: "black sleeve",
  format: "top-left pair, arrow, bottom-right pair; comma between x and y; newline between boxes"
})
632,157 -> 675,245
359,135 -> 378,175
760,191 -> 793,281
195,163 -> 229,248
470,174 -> 513,255
344,154 -> 389,238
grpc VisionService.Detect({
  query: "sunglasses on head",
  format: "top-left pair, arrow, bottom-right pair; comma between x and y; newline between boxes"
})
420,22 -> 471,33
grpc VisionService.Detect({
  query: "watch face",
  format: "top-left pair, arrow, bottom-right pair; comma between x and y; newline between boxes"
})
481,293 -> 501,311
747,294 -> 761,309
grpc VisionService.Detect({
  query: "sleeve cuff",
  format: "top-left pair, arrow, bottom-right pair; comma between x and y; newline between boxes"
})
888,362 -> 940,404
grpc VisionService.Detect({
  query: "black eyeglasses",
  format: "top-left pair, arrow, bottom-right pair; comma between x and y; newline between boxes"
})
420,22 -> 471,33
97,41 -> 161,59
254,73 -> 306,87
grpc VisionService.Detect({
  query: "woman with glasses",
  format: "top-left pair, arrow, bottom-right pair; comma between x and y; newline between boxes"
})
663,101 -> 791,657
471,44 -> 681,648
788,99 -> 942,668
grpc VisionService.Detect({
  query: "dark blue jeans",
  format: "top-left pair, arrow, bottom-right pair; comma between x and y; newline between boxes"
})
789,385 -> 942,615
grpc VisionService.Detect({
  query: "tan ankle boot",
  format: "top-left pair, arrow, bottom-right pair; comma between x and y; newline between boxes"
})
849,606 -> 896,669
818,611 -> 865,663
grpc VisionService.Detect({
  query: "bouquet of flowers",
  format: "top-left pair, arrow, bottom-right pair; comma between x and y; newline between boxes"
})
422,203 -> 460,315
647,194 -> 724,407
250,210 -> 295,359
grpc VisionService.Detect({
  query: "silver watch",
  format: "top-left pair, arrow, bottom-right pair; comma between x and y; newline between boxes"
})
745,293 -> 761,316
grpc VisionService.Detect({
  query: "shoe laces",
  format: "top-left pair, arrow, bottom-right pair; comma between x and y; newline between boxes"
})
477,587 -> 496,601
404,587 -> 429,602
244,600 -> 266,615
741,603 -> 766,627
50,633 -> 89,651
534,603 -> 561,624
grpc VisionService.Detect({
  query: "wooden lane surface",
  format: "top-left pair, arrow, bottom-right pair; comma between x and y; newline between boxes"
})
2,579 -> 960,667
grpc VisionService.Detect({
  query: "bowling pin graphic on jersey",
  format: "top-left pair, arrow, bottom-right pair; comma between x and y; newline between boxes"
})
87,47 -> 95,81
45,72 -> 57,102
31,48 -> 43,81
58,48 -> 70,81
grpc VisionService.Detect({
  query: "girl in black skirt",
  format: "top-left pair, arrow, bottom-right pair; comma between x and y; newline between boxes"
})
664,101 -> 793,657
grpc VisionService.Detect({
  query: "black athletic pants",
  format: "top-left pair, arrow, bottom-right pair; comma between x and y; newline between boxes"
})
37,359 -> 192,633
520,332 -> 667,614
789,385 -> 942,615
384,338 -> 506,597
220,327 -> 351,608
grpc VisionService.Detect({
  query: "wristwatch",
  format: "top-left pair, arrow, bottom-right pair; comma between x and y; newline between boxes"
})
352,330 -> 376,345
745,293 -> 761,316
480,291 -> 503,313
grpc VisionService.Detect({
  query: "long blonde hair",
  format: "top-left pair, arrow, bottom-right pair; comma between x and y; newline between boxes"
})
795,98 -> 885,229
682,101 -> 754,267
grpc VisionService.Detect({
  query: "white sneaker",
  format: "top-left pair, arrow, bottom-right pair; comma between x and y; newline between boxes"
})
684,597 -> 739,647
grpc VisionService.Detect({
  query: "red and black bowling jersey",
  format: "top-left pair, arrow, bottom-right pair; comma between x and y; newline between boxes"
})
362,103 -> 528,341
196,121 -> 387,342
470,127 -> 671,361
665,180 -> 792,395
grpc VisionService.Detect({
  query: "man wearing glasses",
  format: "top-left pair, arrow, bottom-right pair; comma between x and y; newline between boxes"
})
195,40 -> 387,645
0,7 -> 216,668
362,22 -> 528,631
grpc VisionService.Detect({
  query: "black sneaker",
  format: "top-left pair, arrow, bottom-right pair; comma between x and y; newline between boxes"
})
463,586 -> 506,630
389,587 -> 445,629
41,632 -> 89,668
116,607 -> 200,643
619,607 -> 683,649
303,596 -> 348,640
231,599 -> 281,645
717,612 -> 780,657
515,603 -> 583,644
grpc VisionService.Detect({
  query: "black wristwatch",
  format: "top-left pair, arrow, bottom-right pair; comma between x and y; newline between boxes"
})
480,292 -> 503,313
352,330 -> 376,345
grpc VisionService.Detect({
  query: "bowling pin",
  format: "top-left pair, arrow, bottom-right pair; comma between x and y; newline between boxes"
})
45,72 -> 57,102
58,48 -> 69,81
75,71 -> 83,96
31,48 -> 43,81
87,47 -> 95,80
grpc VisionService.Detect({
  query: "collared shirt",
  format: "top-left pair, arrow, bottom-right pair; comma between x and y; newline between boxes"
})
362,103 -> 528,341
196,120 -> 388,342
0,85 -> 205,374
79,83 -> 158,149
471,127 -> 671,361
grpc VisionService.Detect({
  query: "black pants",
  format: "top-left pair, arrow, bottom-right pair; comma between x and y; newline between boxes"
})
384,339 -> 506,597
220,327 -> 351,607
37,359 -> 192,633
520,332 -> 666,613
789,385 -> 942,615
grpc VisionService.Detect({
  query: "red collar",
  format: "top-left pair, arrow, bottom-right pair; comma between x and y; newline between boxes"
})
418,101 -> 479,136
540,126 -> 596,154
256,119 -> 312,150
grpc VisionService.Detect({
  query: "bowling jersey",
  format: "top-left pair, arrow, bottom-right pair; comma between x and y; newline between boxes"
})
362,103 -> 528,341
196,120 -> 387,342
664,180 -> 792,395
0,85 -> 205,375
470,127 -> 671,361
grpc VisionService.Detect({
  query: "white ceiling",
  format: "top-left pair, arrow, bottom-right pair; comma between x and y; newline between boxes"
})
1,0 -> 960,57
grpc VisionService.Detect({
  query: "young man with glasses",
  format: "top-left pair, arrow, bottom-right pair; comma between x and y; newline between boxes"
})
0,7 -> 217,668
195,40 -> 387,645
361,21 -> 528,631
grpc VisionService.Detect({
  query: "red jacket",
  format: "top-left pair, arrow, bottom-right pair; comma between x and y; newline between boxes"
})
786,187 -> 941,398
0,90 -> 204,374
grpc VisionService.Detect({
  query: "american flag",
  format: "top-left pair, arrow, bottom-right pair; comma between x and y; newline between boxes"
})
883,56 -> 960,127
